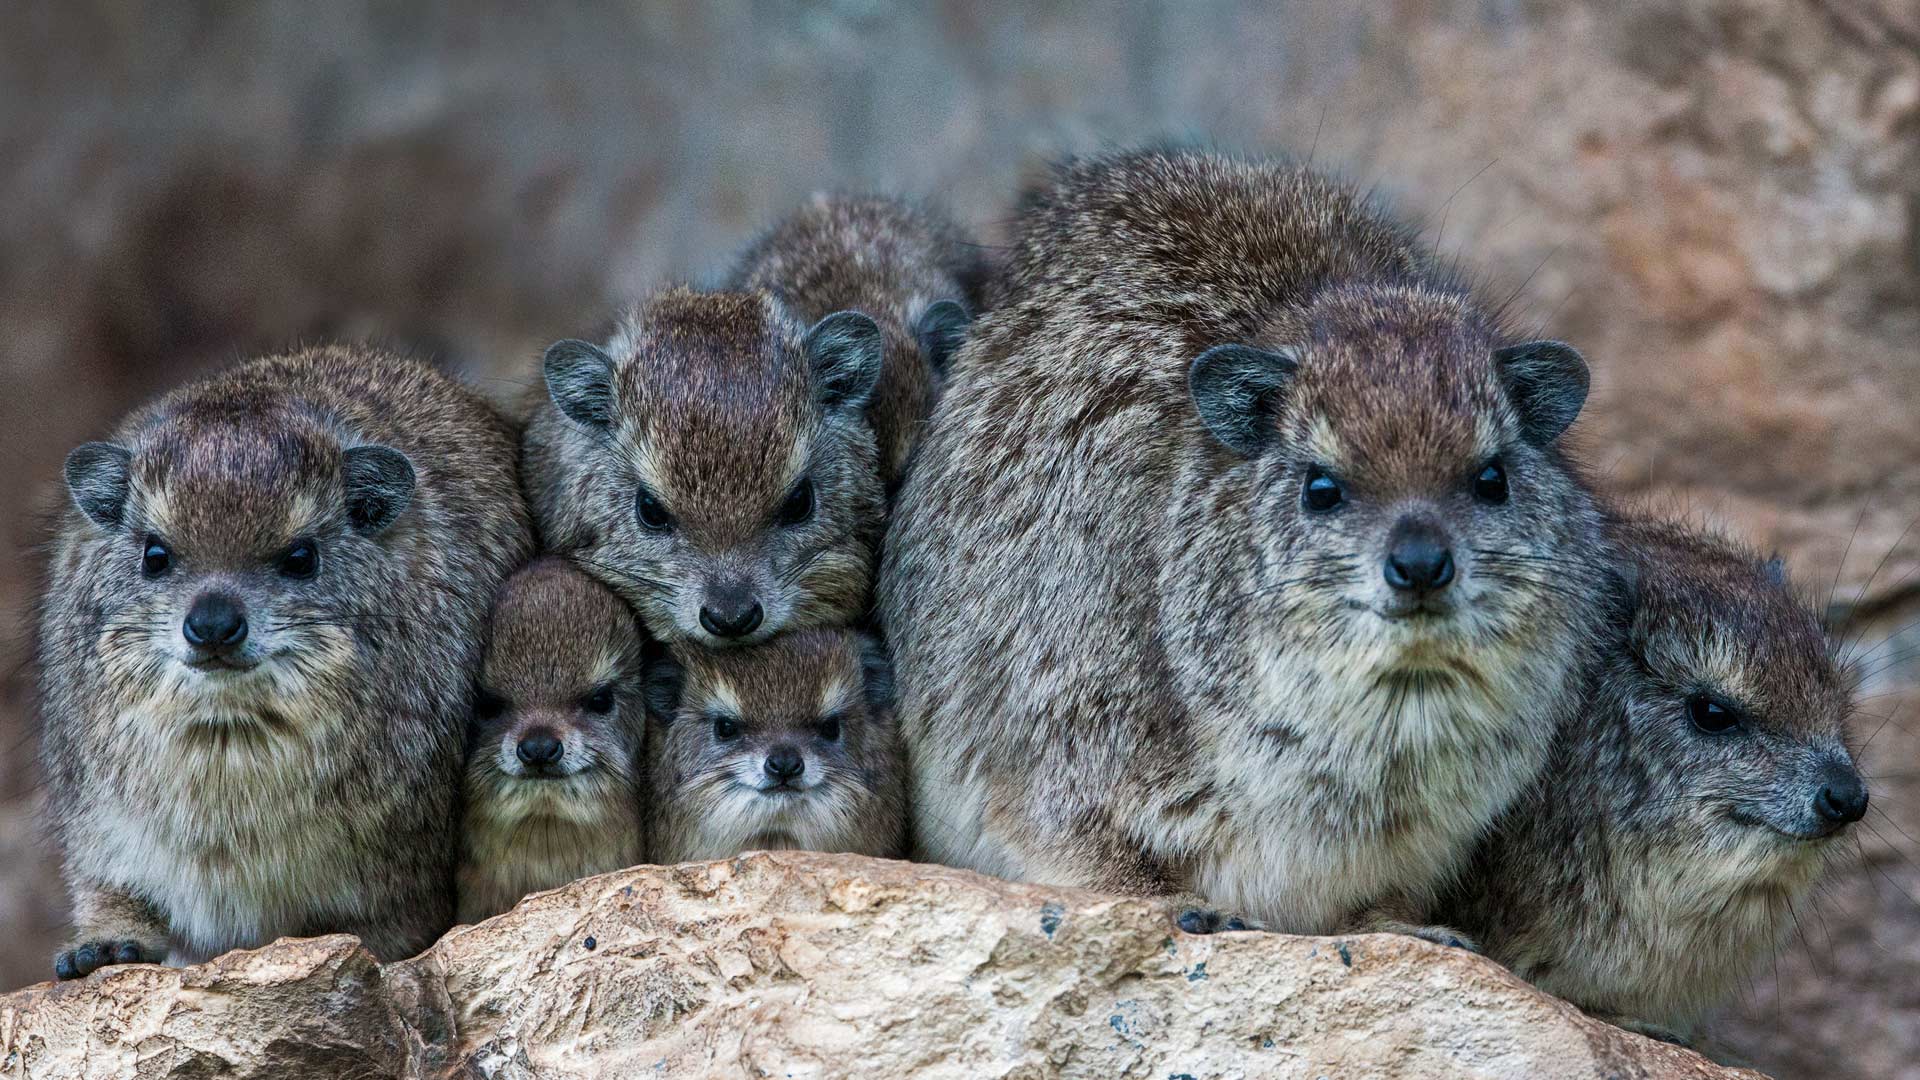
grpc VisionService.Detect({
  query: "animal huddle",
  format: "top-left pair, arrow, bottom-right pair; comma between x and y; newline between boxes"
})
38,149 -> 1865,1047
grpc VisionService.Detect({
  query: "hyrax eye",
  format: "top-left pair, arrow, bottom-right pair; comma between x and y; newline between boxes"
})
776,477 -> 815,527
713,715 -> 741,740
813,716 -> 842,741
475,690 -> 508,722
277,537 -> 320,579
1687,693 -> 1744,735
581,685 -> 617,714
1300,466 -> 1344,513
141,534 -> 172,578
635,486 -> 674,531
1472,458 -> 1509,505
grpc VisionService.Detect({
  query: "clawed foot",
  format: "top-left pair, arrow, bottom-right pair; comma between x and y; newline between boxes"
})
54,939 -> 162,980
1397,923 -> 1479,952
1608,1016 -> 1692,1048
1175,907 -> 1257,934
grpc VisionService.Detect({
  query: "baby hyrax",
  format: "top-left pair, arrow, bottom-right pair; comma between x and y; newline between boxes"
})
523,288 -> 886,648
458,557 -> 648,923
645,629 -> 906,863
1445,519 -> 1865,1043
41,345 -> 532,979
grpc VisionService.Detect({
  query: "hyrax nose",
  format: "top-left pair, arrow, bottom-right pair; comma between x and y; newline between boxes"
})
1383,519 -> 1456,594
182,593 -> 249,652
516,730 -> 564,768
1813,761 -> 1869,829
764,746 -> 805,782
699,587 -> 765,639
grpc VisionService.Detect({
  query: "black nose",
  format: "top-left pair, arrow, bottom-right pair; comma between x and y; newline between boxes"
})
1813,763 -> 1868,827
182,594 -> 248,651
516,732 -> 564,767
764,746 -> 804,781
1383,520 -> 1455,593
699,599 -> 764,639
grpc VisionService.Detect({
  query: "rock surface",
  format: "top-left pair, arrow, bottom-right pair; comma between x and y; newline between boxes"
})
0,852 -> 1758,1080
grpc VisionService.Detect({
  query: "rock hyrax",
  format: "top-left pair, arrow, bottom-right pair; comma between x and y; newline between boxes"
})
879,147 -> 1611,940
457,557 -> 648,923
1443,517 -> 1865,1042
645,628 -> 906,863
41,345 -> 533,978
523,288 -> 886,648
728,192 -> 987,488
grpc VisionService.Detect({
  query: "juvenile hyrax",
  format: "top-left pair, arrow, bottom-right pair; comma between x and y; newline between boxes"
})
1444,518 -> 1865,1041
879,147 -> 1611,939
645,629 -> 906,863
728,192 -> 987,487
523,288 -> 886,647
457,557 -> 648,923
41,345 -> 533,978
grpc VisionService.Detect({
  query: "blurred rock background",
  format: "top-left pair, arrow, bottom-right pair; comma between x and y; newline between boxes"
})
0,2 -> 1914,1076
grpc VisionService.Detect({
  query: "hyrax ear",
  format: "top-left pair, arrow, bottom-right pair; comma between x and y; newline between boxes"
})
1188,344 -> 1299,457
64,442 -> 133,530
1761,554 -> 1789,588
642,653 -> 685,725
804,311 -> 884,412
342,445 -> 415,535
914,299 -> 972,377
543,339 -> 618,428
857,634 -> 896,712
1495,340 -> 1589,445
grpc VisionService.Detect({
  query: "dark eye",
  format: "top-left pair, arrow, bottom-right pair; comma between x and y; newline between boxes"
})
277,537 -> 320,579
1473,458 -> 1509,505
814,716 -> 842,742
475,690 -> 507,722
713,716 -> 740,740
776,478 -> 815,527
1687,693 -> 1744,735
581,685 -> 617,714
1301,467 -> 1344,513
636,487 -> 674,531
141,534 -> 172,578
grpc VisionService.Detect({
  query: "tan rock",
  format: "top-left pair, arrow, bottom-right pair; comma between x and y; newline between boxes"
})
1,852 -> 1761,1080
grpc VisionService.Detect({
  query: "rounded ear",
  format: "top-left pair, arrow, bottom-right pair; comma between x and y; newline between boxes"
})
914,299 -> 972,377
64,442 -> 133,530
1495,340 -> 1589,445
643,652 -> 685,725
804,311 -> 884,411
857,634 -> 896,713
1188,344 -> 1299,456
342,445 -> 415,535
543,339 -> 618,428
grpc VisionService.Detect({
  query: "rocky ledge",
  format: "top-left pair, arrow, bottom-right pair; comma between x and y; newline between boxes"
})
0,852 -> 1758,1079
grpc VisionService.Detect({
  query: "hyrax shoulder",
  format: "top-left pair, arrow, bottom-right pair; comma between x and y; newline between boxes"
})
879,147 -> 1611,938
523,287 -> 887,649
645,627 -> 906,864
40,344 -> 533,977
1444,516 -> 1863,1040
728,193 -> 988,486
458,556 -> 648,923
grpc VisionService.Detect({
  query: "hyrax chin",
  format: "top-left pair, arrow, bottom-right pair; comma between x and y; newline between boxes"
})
880,147 -> 1611,941
1444,518 -> 1865,1042
727,192 -> 988,488
645,628 -> 906,863
40,346 -> 533,979
457,557 -> 648,924
522,287 -> 887,649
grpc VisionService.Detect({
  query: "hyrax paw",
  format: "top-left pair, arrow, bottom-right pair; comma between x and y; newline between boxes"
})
1615,1018 -> 1692,1047
1175,907 -> 1255,935
1405,925 -> 1479,952
53,939 -> 159,980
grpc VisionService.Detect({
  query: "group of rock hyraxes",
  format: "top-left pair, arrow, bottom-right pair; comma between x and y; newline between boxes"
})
38,146 -> 1867,1045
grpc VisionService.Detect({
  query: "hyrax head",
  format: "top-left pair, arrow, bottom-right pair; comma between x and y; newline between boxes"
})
646,628 -> 896,833
542,288 -> 886,647
473,557 -> 646,785
63,392 -> 418,713
1186,283 -> 1598,663
1610,522 -> 1863,863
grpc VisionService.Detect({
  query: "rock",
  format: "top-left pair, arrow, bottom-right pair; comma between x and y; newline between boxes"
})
0,852 -> 1759,1080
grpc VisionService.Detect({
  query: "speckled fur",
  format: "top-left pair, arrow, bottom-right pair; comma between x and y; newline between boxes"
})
879,147 -> 1612,934
457,557 -> 647,924
647,629 -> 906,863
1444,518 -> 1860,1038
39,345 -> 533,971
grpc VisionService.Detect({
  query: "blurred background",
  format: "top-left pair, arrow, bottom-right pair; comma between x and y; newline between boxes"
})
1,2 -> 1916,1076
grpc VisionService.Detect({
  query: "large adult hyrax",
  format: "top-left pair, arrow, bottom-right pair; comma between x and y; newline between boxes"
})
524,288 -> 887,647
457,557 -> 647,923
728,192 -> 987,487
1444,518 -> 1864,1041
645,628 -> 906,863
880,147 -> 1611,938
41,345 -> 532,978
